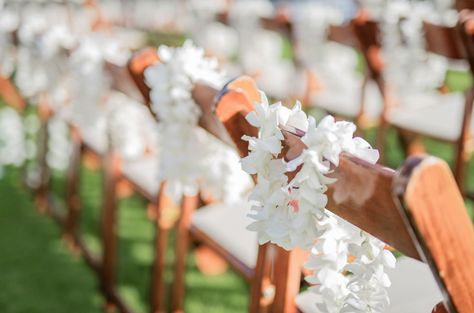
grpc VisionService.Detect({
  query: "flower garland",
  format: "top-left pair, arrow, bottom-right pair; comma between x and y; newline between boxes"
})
242,92 -> 395,313
145,40 -> 253,203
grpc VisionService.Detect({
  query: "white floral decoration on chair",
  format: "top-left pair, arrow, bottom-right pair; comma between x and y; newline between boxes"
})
242,91 -> 396,313
145,40 -> 253,203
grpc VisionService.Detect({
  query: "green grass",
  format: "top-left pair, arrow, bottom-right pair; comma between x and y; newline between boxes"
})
0,169 -> 103,313
75,166 -> 249,313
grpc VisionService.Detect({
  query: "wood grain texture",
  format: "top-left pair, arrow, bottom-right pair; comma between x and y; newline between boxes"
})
327,154 -> 421,260
398,157 -> 474,313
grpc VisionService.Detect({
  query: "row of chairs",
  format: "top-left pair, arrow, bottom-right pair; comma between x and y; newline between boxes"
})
245,5 -> 474,200
0,2 -> 473,313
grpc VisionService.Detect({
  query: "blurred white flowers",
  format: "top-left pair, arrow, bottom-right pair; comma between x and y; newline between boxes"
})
242,91 -> 394,313
0,107 -> 27,177
106,92 -> 159,160
145,40 -> 252,203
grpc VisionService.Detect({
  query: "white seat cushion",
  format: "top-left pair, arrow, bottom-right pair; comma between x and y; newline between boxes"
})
121,154 -> 160,199
191,201 -> 258,269
387,92 -> 470,141
296,257 -> 443,313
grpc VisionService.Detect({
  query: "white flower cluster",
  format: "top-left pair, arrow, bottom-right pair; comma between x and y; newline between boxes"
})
145,40 -> 252,203
69,34 -> 130,131
0,3 -> 19,77
242,92 -> 395,313
0,107 -> 27,177
106,92 -> 159,160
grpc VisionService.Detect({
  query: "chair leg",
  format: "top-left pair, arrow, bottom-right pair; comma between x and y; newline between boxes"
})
64,128 -> 82,249
35,115 -> 51,213
151,182 -> 172,313
100,152 -> 120,306
271,247 -> 303,313
171,194 -> 199,313
454,141 -> 469,195
249,243 -> 270,313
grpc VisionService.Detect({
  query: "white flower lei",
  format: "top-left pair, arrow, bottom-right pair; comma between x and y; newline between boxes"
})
242,92 -> 395,313
145,40 -> 252,203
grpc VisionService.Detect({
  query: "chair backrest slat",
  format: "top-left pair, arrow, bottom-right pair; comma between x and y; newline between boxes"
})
395,156 -> 474,313
423,22 -> 467,60
327,154 -> 421,260
327,23 -> 361,50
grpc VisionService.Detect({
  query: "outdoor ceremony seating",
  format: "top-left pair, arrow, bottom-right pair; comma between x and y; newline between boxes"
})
1,2 -> 473,313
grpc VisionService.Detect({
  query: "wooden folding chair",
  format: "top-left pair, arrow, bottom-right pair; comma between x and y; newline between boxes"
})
291,153 -> 474,313
309,21 -> 382,128
360,11 -> 474,196
128,46 -> 301,312
128,49 -> 261,313
203,76 -> 474,313
162,77 -> 308,313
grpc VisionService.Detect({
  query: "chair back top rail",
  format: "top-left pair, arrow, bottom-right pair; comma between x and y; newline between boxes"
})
327,23 -> 361,50
423,22 -> 467,60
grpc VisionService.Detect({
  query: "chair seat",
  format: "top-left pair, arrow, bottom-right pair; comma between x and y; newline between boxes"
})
387,92 -> 468,141
191,201 -> 258,269
121,154 -> 160,200
296,257 -> 443,313
311,78 -> 383,119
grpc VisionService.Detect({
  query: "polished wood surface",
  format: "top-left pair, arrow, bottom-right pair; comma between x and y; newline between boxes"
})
395,156 -> 474,313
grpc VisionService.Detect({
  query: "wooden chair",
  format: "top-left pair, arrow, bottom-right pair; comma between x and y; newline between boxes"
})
201,77 -> 474,313
310,21 -> 383,128
361,12 -> 474,197
128,50 -> 271,313
259,11 -> 383,132
159,77 -> 308,313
